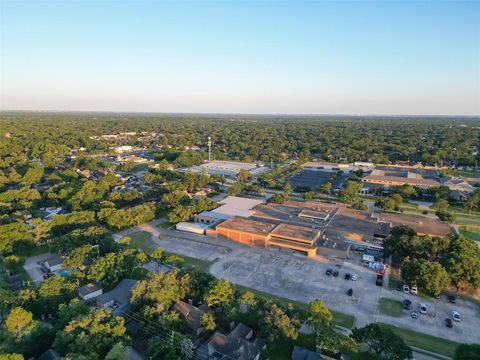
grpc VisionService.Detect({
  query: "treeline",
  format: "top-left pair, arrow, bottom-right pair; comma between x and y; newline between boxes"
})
1,113 -> 479,166
384,226 -> 480,296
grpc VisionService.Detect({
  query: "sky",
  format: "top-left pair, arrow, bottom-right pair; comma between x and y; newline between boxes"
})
1,0 -> 479,115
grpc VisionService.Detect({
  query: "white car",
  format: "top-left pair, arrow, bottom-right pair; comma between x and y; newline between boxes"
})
410,286 -> 418,295
452,311 -> 461,322
419,303 -> 427,314
403,285 -> 410,293
351,273 -> 358,281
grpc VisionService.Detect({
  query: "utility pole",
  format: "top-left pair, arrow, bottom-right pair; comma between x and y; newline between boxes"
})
207,136 -> 212,162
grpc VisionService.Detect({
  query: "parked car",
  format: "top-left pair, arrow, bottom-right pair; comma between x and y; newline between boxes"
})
403,285 -> 410,293
452,311 -> 461,322
351,273 -> 358,281
445,318 -> 453,328
419,303 -> 427,314
403,299 -> 412,310
326,269 -> 333,276
344,273 -> 351,280
376,274 -> 383,287
448,295 -> 456,304
333,270 -> 339,277
410,286 -> 418,295
411,311 -> 418,319
396,284 -> 403,292
347,288 -> 353,296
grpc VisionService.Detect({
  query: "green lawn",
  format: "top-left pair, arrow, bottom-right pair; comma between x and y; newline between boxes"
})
234,284 -> 355,329
459,226 -> 480,242
163,251 -> 214,272
159,222 -> 175,229
378,298 -> 403,317
127,231 -> 154,253
377,323 -> 460,358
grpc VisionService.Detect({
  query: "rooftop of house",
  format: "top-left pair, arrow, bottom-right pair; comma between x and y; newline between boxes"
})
78,283 -> 102,297
291,346 -> 325,360
206,323 -> 266,360
172,300 -> 209,332
96,279 -> 137,306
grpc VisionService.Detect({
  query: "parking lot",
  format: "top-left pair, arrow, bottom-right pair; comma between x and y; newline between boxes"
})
126,223 -> 480,345
378,290 -> 480,344
208,245 -> 480,344
287,169 -> 333,190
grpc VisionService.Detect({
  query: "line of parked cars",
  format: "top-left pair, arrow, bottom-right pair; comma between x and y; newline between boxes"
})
403,298 -> 462,327
325,268 -> 358,281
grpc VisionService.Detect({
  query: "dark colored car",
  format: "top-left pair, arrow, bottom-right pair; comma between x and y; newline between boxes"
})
344,273 -> 351,280
448,295 -> 456,304
326,269 -> 333,276
376,274 -> 383,287
445,318 -> 453,328
333,270 -> 339,277
403,299 -> 411,310
347,288 -> 353,296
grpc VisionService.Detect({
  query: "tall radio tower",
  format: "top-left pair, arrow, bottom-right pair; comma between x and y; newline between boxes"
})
207,136 -> 212,162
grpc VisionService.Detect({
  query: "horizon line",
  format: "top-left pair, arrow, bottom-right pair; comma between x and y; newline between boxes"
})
1,109 -> 479,118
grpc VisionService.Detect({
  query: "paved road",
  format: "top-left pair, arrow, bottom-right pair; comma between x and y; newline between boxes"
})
116,218 -> 480,350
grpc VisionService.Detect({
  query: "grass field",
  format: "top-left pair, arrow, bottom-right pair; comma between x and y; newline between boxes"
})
234,284 -> 355,329
127,231 -> 154,253
378,323 -> 460,358
459,226 -> 480,242
378,298 -> 403,317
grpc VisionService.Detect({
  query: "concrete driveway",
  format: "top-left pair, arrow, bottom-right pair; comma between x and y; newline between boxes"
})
23,252 -> 55,285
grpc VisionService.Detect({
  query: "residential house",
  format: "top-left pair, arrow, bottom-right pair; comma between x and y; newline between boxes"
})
172,300 -> 209,337
95,279 -> 137,315
78,283 -> 103,302
204,323 -> 266,360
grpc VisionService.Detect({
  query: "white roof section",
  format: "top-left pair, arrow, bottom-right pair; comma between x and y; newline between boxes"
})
214,196 -> 263,218
181,160 -> 266,177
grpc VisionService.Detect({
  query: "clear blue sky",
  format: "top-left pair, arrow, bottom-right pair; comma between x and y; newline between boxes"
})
1,0 -> 479,115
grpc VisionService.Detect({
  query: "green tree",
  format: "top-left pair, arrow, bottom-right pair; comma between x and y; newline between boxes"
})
351,323 -> 412,360
441,235 -> 480,291
53,308 -> 128,360
5,307 -> 37,340
237,169 -> 252,183
200,312 -> 216,331
454,343 -> 480,360
402,260 -> 449,296
283,182 -> 292,195
204,279 -> 235,308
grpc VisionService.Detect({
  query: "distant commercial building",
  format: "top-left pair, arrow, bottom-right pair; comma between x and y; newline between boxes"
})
215,217 -> 319,257
114,145 -> 133,153
176,222 -> 209,235
362,170 -> 439,189
195,196 -> 263,225
180,160 -> 267,178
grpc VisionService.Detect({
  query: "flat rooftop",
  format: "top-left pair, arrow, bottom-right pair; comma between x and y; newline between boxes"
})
181,160 -> 267,177
216,217 -> 276,236
216,196 -> 263,217
376,212 -> 451,237
271,223 -> 321,243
